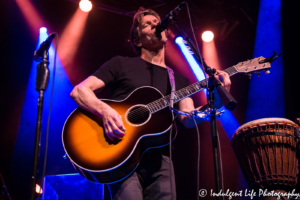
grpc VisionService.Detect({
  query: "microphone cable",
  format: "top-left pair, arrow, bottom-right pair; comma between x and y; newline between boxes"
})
185,2 -> 225,199
169,113 -> 179,200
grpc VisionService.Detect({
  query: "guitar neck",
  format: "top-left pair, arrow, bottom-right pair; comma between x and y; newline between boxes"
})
147,65 -> 239,113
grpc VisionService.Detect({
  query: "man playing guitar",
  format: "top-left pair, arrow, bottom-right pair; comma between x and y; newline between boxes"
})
70,7 -> 231,200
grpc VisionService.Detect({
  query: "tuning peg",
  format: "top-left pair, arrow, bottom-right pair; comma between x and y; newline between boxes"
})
265,70 -> 270,74
248,74 -> 252,79
257,72 -> 261,77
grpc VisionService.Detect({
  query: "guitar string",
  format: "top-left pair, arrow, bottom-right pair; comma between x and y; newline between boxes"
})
127,84 -> 198,122
127,82 -> 205,121
127,66 -> 246,122
127,87 -> 199,122
126,67 -> 238,121
127,84 -> 221,122
128,77 -> 214,120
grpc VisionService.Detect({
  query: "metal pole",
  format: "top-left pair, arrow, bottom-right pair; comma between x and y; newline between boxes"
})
30,50 -> 49,200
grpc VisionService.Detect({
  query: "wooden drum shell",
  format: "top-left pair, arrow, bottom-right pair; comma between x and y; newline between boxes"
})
231,118 -> 300,191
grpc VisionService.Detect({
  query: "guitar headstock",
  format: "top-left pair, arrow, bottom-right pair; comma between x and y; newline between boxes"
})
234,56 -> 271,78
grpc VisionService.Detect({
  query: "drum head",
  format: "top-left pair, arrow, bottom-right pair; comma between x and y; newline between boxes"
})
232,118 -> 297,141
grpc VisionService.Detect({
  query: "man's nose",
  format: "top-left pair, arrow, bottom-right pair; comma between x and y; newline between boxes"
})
151,22 -> 159,29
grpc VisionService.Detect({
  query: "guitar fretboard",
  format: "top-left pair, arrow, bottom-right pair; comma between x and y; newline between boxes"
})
147,65 -> 239,113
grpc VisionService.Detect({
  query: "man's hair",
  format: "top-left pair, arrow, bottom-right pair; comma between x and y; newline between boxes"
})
130,7 -> 161,55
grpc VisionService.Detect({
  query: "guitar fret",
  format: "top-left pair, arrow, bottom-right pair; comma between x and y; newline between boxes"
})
164,98 -> 168,106
177,90 -> 184,99
151,102 -> 158,112
158,99 -> 165,108
150,105 -> 154,113
148,103 -> 154,113
184,89 -> 189,95
148,82 -> 205,113
224,66 -> 238,76
154,102 -> 158,109
174,93 -> 178,101
157,100 -> 162,108
154,100 -> 160,110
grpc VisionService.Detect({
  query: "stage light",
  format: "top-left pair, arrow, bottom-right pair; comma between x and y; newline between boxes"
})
59,7 -> 89,77
175,36 -> 206,82
39,27 -> 47,34
79,0 -> 92,12
36,184 -> 42,194
245,0 -> 284,122
10,27 -> 77,197
202,31 -> 214,43
15,0 -> 49,39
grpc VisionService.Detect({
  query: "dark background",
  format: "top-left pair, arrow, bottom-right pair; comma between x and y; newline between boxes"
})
0,0 -> 299,199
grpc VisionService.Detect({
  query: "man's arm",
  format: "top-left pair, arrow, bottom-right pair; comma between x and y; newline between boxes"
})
178,70 -> 231,128
70,76 -> 125,140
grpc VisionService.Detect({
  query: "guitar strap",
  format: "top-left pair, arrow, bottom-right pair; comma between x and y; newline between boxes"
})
166,67 -> 175,89
152,65 -> 176,107
166,66 -> 176,108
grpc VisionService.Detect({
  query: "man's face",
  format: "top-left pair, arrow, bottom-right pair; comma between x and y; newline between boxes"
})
136,14 -> 167,52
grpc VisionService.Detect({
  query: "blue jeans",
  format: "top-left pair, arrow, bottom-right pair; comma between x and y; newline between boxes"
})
107,152 -> 176,200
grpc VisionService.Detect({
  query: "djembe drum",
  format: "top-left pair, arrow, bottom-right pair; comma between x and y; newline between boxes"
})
231,118 -> 300,199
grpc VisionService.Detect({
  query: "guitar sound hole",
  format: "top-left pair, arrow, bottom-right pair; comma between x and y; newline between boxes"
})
127,106 -> 150,125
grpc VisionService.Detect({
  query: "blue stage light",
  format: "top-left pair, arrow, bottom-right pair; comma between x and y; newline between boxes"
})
219,107 -> 240,140
10,29 -> 77,194
39,27 -> 47,34
245,0 -> 284,122
39,27 -> 49,45
176,36 -> 240,139
175,36 -> 206,82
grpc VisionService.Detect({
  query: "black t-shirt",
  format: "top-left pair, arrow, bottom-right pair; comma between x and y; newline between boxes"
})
92,56 -> 190,156
92,56 -> 190,100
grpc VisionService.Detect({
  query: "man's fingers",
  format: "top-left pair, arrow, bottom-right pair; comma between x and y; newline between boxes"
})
107,133 -> 113,141
219,71 -> 230,81
105,125 -> 114,140
106,120 -> 125,139
113,115 -> 126,131
215,70 -> 231,91
213,74 -> 230,93
110,130 -> 123,139
214,75 -> 223,85
103,111 -> 126,140
110,122 -> 125,137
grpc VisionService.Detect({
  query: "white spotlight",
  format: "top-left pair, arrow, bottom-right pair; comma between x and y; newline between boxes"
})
39,27 -> 47,34
79,0 -> 92,12
36,184 -> 42,194
202,31 -> 214,42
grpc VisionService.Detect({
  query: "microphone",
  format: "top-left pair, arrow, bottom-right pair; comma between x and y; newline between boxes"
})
156,2 -> 186,34
33,33 -> 56,62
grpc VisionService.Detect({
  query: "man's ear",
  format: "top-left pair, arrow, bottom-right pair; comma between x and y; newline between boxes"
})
134,38 -> 142,47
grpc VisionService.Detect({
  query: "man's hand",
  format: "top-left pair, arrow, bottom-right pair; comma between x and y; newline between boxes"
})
70,76 -> 126,141
100,104 -> 126,141
214,70 -> 231,92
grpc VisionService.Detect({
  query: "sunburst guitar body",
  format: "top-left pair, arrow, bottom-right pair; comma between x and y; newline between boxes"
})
62,86 -> 175,184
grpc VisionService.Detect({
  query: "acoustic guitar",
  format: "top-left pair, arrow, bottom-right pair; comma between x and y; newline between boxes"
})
62,57 -> 271,183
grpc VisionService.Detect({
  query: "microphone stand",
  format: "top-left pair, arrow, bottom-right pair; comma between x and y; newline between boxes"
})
30,50 -> 50,200
171,17 -> 237,200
